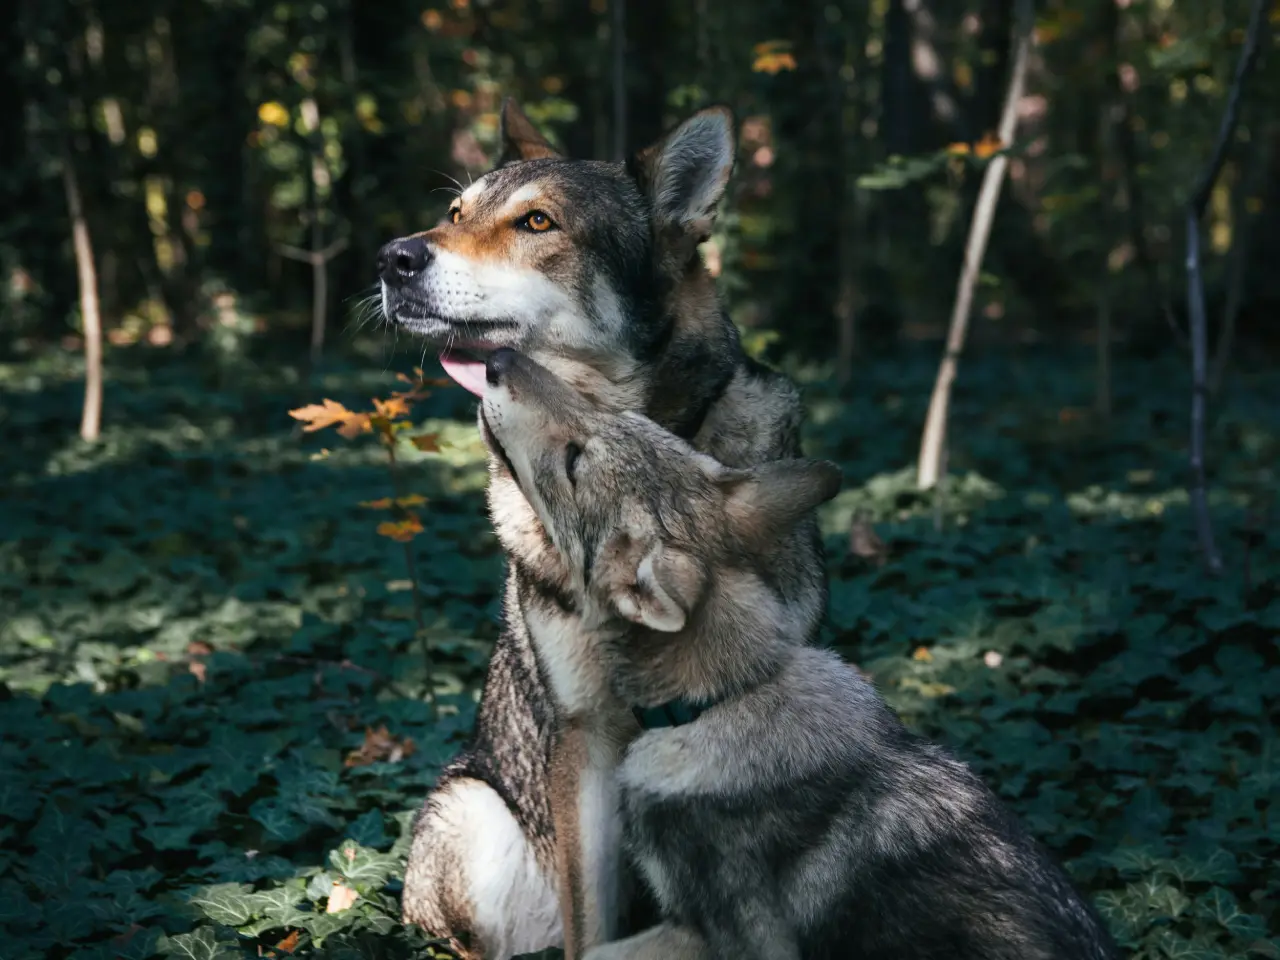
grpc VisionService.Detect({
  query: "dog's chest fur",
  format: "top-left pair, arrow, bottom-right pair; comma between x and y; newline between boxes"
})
522,587 -> 618,720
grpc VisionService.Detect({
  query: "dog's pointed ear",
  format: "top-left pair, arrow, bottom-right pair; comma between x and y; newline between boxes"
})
611,544 -> 704,634
497,98 -> 562,164
630,106 -> 735,229
718,459 -> 842,550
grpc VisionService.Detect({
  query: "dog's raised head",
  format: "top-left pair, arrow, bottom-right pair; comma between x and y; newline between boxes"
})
480,347 -> 841,703
376,99 -> 736,409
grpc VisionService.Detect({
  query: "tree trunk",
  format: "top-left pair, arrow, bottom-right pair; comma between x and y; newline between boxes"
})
611,0 -> 626,161
1209,123 -> 1271,396
624,0 -> 666,152
62,141 -> 103,443
1183,0 -> 1268,576
916,0 -> 1033,490
1095,291 -> 1111,419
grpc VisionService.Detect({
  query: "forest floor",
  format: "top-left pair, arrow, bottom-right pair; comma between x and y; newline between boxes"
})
1,332 -> 1276,960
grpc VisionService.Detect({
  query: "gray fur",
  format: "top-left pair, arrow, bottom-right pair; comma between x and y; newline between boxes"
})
479,353 -> 1119,960
390,100 -> 825,957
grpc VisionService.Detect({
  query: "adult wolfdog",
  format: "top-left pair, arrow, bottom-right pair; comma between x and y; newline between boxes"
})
377,100 -> 825,958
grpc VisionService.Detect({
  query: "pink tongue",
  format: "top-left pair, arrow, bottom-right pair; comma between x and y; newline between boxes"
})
439,350 -> 489,398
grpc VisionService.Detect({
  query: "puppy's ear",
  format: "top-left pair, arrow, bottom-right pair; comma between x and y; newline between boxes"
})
611,543 -> 705,634
718,459 -> 842,550
630,106 -> 735,231
497,98 -> 562,165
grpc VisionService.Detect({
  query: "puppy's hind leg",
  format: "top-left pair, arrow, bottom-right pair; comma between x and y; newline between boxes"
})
583,923 -> 707,960
403,776 -> 562,960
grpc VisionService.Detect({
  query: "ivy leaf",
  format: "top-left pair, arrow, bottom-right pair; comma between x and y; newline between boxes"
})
344,809 -> 390,850
187,883 -> 259,926
1194,887 -> 1267,939
157,927 -> 243,960
328,841 -> 398,889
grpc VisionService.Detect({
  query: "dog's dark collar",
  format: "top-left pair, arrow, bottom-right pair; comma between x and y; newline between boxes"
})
633,696 -> 718,729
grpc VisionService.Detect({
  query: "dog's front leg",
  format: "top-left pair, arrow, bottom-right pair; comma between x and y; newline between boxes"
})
583,922 -> 707,960
550,717 -> 630,960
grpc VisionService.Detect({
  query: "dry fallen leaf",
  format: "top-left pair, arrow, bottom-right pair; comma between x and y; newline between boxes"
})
274,930 -> 301,954
848,514 -> 888,567
410,433 -> 442,453
326,882 -> 359,914
344,724 -> 417,768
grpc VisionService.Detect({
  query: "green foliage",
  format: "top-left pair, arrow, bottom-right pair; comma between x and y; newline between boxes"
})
2,335 -> 1277,957
8,0 -> 1279,354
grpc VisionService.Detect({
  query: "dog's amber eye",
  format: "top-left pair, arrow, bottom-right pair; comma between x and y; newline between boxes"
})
565,443 -> 582,484
522,211 -> 555,233
449,208 -> 461,224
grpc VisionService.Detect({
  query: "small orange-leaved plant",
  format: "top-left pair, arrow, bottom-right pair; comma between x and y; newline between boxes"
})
289,368 -> 447,714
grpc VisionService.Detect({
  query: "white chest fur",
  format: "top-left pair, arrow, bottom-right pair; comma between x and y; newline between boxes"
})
524,601 -> 616,718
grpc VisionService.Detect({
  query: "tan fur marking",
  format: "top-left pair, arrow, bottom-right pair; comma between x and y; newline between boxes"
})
421,222 -> 524,264
550,723 -> 589,960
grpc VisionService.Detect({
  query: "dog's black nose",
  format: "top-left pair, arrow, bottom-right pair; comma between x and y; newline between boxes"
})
486,348 -> 520,387
376,237 -> 432,286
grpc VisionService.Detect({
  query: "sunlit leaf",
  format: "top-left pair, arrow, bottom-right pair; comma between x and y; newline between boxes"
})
258,101 -> 290,127
376,515 -> 424,542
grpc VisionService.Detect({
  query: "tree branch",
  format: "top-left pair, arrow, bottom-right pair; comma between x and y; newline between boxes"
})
1183,0 -> 1268,576
1103,1 -> 1186,350
916,0 -> 1033,490
275,235 -> 350,264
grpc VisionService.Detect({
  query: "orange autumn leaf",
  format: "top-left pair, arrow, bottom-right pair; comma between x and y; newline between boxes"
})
947,135 -> 1006,160
344,723 -> 417,768
373,395 -> 412,420
912,646 -> 934,663
337,412 -> 373,439
360,494 -> 429,509
973,133 -> 1005,159
289,399 -> 363,434
326,882 -> 359,913
376,514 -> 424,542
274,930 -> 301,954
410,433 -> 442,453
752,51 -> 797,75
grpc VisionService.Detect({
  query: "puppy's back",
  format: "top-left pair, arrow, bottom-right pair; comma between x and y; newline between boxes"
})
620,647 -> 1117,960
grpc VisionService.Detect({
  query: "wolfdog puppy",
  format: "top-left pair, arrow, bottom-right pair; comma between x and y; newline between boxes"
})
479,347 -> 1120,960
386,101 -> 825,958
